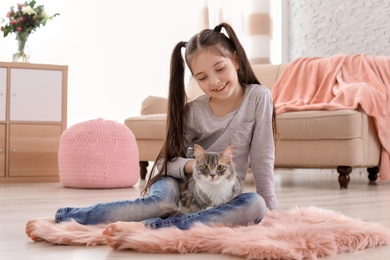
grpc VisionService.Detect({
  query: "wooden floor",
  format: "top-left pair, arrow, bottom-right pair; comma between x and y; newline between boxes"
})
1,168 -> 390,260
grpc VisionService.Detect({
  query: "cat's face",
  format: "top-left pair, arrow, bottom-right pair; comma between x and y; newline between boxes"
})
193,144 -> 234,183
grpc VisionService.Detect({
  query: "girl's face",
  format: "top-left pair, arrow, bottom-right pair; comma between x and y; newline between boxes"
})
190,49 -> 240,101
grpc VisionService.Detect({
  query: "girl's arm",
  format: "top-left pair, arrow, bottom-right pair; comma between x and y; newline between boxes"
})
164,132 -> 195,179
250,88 -> 279,210
184,160 -> 195,175
155,157 -> 193,179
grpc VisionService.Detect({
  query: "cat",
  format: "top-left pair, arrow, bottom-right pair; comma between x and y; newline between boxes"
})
179,144 -> 244,214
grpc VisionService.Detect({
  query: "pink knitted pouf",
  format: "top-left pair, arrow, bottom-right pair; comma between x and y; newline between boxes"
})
58,118 -> 140,188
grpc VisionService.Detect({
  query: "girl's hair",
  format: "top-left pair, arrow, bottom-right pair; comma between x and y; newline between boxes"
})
141,22 -> 277,196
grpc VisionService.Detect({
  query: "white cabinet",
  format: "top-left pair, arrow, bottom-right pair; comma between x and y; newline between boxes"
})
0,62 -> 67,183
10,68 -> 63,122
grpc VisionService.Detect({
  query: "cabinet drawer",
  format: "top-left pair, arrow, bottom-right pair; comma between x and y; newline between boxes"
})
0,68 -> 6,121
0,124 -> 5,177
10,68 -> 62,122
9,124 -> 62,177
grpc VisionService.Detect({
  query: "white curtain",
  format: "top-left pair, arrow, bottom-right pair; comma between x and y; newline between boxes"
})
202,0 -> 271,64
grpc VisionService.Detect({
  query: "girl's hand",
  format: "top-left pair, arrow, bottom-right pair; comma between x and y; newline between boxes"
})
184,160 -> 195,175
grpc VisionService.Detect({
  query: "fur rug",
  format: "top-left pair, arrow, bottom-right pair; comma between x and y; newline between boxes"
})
31,206 -> 390,259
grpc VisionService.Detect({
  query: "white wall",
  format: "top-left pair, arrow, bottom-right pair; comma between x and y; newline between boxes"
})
0,0 -> 204,127
288,0 -> 390,61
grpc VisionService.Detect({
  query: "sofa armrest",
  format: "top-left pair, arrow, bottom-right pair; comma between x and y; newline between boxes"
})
141,96 -> 168,115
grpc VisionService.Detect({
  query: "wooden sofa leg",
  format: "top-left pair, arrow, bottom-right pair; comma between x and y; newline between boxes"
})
367,166 -> 379,185
337,166 -> 352,189
140,161 -> 149,180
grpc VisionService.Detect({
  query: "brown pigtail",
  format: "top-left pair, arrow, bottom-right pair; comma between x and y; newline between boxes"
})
165,41 -> 188,161
142,41 -> 188,196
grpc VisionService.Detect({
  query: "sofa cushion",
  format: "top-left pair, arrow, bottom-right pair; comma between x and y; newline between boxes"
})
125,114 -> 166,140
141,96 -> 168,115
252,64 -> 286,90
277,109 -> 364,140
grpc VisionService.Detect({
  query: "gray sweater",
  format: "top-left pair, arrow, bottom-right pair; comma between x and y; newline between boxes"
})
166,84 -> 278,210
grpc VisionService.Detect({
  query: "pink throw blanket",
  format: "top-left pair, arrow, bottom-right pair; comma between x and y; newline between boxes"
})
272,54 -> 390,181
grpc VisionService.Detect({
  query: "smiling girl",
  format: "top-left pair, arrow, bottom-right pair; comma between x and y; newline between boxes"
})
26,22 -> 278,249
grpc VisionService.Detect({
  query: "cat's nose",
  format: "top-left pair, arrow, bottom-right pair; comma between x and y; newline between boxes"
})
210,174 -> 216,179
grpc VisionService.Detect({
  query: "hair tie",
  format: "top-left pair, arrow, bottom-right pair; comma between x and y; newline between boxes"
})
214,25 -> 222,32
183,41 -> 187,47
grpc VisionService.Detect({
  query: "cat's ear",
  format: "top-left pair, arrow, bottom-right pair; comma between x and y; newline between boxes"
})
223,145 -> 234,158
193,144 -> 206,158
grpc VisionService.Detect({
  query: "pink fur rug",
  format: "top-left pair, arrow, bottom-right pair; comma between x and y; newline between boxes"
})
31,206 -> 390,259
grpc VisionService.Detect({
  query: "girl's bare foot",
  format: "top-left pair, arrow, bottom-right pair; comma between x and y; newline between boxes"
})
103,221 -> 146,249
25,218 -> 55,242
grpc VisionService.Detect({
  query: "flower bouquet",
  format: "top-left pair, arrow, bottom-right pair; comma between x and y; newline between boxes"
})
1,0 -> 59,62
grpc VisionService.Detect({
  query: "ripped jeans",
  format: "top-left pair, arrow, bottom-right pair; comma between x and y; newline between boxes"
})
55,176 -> 266,230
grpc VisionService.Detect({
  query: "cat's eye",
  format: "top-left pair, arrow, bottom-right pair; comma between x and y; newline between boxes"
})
201,165 -> 210,171
217,165 -> 225,171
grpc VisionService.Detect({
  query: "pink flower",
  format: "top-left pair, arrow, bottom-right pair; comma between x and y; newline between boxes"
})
17,3 -> 24,9
19,17 -> 24,22
16,27 -> 22,31
10,20 -> 17,25
6,10 -> 13,18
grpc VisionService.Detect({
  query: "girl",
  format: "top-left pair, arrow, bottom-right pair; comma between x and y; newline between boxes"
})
26,22 -> 278,248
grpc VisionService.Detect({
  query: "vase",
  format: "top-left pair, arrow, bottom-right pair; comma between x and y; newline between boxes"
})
13,31 -> 30,63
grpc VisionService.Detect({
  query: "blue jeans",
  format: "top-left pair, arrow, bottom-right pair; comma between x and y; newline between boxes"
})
55,176 -> 266,230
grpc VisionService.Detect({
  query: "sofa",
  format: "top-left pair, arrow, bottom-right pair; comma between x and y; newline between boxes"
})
125,63 -> 382,189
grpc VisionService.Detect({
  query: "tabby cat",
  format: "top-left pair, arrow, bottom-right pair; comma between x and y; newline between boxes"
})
179,144 -> 243,214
